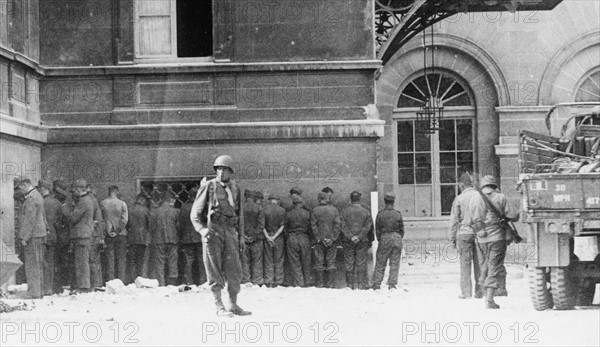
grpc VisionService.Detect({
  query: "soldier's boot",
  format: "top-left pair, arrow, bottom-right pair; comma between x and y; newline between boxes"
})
485,288 -> 500,309
214,291 -> 234,317
315,271 -> 324,288
229,293 -> 252,316
496,276 -> 508,296
346,272 -> 355,289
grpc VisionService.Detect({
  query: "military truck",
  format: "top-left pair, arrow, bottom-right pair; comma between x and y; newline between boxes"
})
519,102 -> 600,310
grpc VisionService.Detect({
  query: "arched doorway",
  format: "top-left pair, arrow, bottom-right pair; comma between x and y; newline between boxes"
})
575,69 -> 600,102
393,71 -> 476,217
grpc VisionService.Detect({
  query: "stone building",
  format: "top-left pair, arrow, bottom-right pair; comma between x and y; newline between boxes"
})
1,0 -> 599,249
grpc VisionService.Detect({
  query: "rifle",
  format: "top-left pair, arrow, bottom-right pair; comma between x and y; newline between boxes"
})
476,188 -> 523,244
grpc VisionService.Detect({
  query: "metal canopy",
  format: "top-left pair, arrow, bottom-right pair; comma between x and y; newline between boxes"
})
376,0 -> 564,64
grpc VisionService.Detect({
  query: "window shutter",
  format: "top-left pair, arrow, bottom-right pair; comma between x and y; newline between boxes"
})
136,0 -> 176,57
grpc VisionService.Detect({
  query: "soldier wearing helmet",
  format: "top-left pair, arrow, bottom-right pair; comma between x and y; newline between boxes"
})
475,175 -> 519,309
191,155 -> 251,317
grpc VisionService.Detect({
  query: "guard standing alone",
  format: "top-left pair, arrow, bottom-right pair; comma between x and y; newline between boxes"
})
191,155 -> 251,317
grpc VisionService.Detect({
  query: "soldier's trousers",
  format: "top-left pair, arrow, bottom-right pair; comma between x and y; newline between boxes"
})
478,240 -> 507,289
127,244 -> 149,283
152,243 -> 178,286
43,243 -> 58,295
343,241 -> 369,288
264,236 -> 285,285
89,244 -> 103,288
181,243 -> 206,285
203,226 -> 242,299
372,233 -> 403,286
72,238 -> 91,290
242,240 -> 264,285
106,235 -> 127,282
286,233 -> 312,286
457,234 -> 482,297
24,237 -> 45,298
55,243 -> 71,291
313,243 -> 337,271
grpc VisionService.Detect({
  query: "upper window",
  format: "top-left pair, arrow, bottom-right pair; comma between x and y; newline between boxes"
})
135,0 -> 213,60
575,70 -> 600,102
397,73 -> 472,108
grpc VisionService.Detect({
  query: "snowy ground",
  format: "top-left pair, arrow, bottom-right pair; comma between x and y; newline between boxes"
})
1,245 -> 599,347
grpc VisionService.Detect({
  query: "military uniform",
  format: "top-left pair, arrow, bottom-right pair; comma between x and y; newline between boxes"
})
340,192 -> 373,289
101,196 -> 129,282
90,194 -> 105,288
263,196 -> 286,287
241,194 -> 265,285
285,197 -> 312,287
179,197 -> 206,285
64,188 -> 95,291
449,186 -> 485,298
372,193 -> 404,289
310,193 -> 342,287
18,184 -> 47,298
127,200 -> 152,283
40,181 -> 64,295
151,201 -> 180,286
476,176 -> 519,309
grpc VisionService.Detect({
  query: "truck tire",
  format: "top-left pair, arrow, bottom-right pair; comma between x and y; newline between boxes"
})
550,267 -> 576,310
528,267 -> 553,311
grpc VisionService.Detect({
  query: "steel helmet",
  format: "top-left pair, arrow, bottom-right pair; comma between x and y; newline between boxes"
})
480,175 -> 498,188
213,155 -> 235,173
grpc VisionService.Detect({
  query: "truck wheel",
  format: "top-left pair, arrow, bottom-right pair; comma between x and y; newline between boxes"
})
550,267 -> 576,310
528,267 -> 553,311
576,279 -> 596,306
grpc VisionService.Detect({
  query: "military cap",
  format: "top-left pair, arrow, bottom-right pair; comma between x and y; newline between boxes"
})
480,175 -> 498,188
14,178 -> 31,188
73,178 -> 88,189
254,191 -> 264,200
290,186 -> 302,195
53,180 -> 69,195
136,193 -> 149,201
383,192 -> 395,202
292,196 -> 304,204
458,172 -> 473,186
322,187 -> 334,194
38,179 -> 53,190
350,191 -> 362,200
268,194 -> 280,201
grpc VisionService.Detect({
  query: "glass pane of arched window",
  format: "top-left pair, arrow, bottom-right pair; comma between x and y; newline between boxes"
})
575,71 -> 600,102
397,73 -> 473,108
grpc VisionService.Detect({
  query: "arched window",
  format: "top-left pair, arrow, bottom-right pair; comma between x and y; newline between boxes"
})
397,73 -> 473,108
394,72 -> 475,217
575,70 -> 600,102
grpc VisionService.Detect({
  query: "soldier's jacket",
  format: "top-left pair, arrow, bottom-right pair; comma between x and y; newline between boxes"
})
19,188 -> 47,242
64,193 -> 95,240
341,203 -> 372,243
91,195 -> 105,245
478,187 -> 520,243
375,207 -> 404,240
127,202 -> 153,245
244,199 -> 265,240
285,207 -> 311,235
43,194 -> 63,244
448,187 -> 486,241
101,197 -> 129,236
179,201 -> 202,244
191,179 -> 244,238
152,204 -> 180,244
264,203 -> 286,235
310,204 -> 341,242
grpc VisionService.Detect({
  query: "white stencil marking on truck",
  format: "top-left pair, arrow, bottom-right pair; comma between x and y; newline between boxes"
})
553,195 -> 571,202
529,181 -> 547,191
586,197 -> 600,205
554,184 -> 566,191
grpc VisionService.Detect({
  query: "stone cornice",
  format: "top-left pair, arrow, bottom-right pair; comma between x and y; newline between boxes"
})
46,119 -> 385,144
0,114 -> 47,143
0,46 -> 44,76
42,60 -> 382,77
